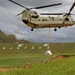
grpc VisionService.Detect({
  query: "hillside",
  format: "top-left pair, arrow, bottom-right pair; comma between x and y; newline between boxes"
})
0,30 -> 30,43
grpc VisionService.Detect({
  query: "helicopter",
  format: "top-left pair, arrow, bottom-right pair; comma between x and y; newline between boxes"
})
8,0 -> 75,31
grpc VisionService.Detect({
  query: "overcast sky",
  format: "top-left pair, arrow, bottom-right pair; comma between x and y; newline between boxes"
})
0,0 -> 75,43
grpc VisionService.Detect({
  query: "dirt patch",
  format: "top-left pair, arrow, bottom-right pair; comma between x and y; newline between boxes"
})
0,67 -> 20,72
0,65 -> 30,72
51,55 -> 75,61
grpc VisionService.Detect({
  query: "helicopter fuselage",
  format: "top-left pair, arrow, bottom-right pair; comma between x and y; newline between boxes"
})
22,10 -> 75,30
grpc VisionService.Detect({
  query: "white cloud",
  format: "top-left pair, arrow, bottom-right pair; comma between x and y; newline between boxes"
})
0,0 -> 75,42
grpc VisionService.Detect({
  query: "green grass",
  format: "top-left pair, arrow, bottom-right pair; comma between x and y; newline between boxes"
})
0,56 -> 75,75
0,43 -> 75,75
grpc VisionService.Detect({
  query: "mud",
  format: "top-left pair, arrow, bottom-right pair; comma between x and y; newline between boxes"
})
51,55 -> 75,61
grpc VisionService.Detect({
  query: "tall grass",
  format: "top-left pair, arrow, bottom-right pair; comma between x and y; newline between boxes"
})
0,56 -> 75,75
0,43 -> 75,75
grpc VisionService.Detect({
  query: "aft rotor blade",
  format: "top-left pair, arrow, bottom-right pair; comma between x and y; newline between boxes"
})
40,13 -> 64,15
41,13 -> 75,15
68,2 -> 75,15
31,3 -> 62,9
62,2 -> 75,24
8,0 -> 29,9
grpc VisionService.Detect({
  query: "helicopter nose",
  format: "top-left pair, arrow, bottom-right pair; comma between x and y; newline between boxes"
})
22,19 -> 28,24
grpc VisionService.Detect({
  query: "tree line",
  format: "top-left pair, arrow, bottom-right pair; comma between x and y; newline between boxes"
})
0,30 -> 30,43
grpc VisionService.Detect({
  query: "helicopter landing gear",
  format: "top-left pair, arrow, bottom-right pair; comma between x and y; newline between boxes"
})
54,28 -> 57,31
31,28 -> 33,31
58,27 -> 61,29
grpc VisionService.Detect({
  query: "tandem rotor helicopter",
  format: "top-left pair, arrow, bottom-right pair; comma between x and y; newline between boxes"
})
9,0 -> 75,31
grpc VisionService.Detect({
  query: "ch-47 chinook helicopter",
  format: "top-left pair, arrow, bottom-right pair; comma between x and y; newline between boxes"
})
9,0 -> 75,31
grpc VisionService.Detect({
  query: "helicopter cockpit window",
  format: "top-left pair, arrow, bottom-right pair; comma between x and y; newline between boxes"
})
32,16 -> 39,18
25,13 -> 27,14
28,18 -> 31,21
33,11 -> 38,14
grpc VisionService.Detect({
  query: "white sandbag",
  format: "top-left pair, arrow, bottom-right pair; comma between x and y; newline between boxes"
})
45,50 -> 52,55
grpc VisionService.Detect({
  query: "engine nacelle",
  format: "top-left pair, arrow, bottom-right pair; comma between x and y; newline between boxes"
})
65,18 -> 69,22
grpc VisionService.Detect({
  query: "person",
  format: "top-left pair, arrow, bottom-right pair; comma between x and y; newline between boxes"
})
25,63 -> 30,68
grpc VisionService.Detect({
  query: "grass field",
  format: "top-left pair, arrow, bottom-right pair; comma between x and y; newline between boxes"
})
0,43 -> 75,75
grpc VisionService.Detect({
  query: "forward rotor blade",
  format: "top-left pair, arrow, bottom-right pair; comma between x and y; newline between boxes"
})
17,12 -> 22,16
8,0 -> 29,9
30,3 -> 62,9
68,2 -> 75,15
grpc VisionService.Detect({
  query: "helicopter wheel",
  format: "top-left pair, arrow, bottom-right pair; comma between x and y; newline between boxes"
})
54,28 -> 57,31
58,27 -> 61,29
31,28 -> 33,31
